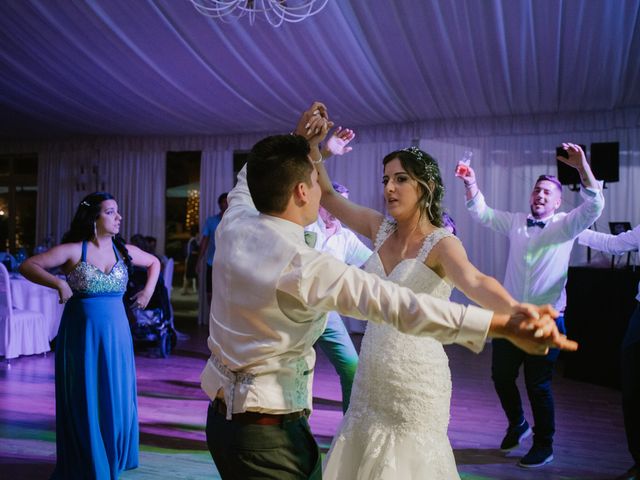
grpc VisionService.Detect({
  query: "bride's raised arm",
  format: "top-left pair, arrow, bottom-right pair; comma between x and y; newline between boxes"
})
316,128 -> 384,242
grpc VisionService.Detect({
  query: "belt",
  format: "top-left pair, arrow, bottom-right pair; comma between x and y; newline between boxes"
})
211,399 -> 307,426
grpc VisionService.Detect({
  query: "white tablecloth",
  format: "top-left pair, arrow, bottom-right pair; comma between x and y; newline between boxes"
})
10,276 -> 65,341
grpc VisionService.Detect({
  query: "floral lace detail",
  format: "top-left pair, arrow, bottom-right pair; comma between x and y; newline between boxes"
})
288,358 -> 311,409
416,228 -> 456,263
374,218 -> 397,251
324,224 -> 461,479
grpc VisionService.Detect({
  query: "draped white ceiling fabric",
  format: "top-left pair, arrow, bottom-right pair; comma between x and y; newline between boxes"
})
0,0 -> 639,139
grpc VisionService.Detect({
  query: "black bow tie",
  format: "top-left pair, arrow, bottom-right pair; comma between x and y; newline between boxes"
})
527,218 -> 546,229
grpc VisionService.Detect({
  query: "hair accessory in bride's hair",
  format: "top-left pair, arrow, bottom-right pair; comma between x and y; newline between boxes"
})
80,200 -> 91,207
401,146 -> 441,180
402,146 -> 425,161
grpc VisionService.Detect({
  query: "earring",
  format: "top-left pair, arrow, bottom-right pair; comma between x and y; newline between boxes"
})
93,221 -> 98,238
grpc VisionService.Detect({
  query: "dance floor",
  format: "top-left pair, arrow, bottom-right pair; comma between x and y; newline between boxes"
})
0,317 -> 631,479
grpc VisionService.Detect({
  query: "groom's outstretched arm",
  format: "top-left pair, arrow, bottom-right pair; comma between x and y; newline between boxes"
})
277,247 -> 576,355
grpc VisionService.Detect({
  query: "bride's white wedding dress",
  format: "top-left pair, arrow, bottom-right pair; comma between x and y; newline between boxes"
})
323,220 -> 460,479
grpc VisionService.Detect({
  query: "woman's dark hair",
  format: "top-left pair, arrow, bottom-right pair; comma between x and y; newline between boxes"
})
61,192 -> 132,272
382,147 -> 445,227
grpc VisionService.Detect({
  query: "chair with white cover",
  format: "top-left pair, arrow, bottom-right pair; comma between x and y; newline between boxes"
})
163,258 -> 174,300
0,263 -> 50,360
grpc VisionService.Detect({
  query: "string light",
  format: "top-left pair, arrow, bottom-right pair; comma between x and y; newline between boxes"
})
185,189 -> 200,230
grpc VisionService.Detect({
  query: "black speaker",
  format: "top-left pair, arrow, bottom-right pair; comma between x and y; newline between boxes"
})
591,142 -> 619,182
609,221 -> 632,235
556,144 -> 586,186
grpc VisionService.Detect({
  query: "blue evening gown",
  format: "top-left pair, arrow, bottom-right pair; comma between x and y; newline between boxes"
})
51,240 -> 138,479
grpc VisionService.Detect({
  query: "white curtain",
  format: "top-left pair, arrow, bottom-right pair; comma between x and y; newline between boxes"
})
36,150 -> 97,245
198,148 -> 235,325
98,150 -> 166,249
199,149 -> 235,221
27,119 -> 640,315
36,148 -> 166,252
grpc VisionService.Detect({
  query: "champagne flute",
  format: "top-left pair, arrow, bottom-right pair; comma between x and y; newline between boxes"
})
455,150 -> 473,177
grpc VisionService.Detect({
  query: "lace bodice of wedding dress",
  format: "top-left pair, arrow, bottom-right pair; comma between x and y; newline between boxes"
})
323,219 -> 461,480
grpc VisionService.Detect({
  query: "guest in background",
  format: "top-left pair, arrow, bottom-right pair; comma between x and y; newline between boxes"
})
145,235 -> 168,270
130,233 -> 149,252
126,234 -> 172,324
306,181 -> 371,413
443,212 -> 457,236
0,249 -> 16,271
578,225 -> 640,480
457,143 -> 603,468
33,234 -> 55,255
198,192 -> 228,306
182,224 -> 199,295
19,192 -> 160,479
145,235 -> 157,254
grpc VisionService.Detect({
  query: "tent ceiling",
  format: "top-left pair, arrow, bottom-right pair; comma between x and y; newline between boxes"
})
0,0 -> 638,139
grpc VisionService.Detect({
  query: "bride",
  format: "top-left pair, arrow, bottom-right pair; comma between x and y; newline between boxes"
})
319,138 -> 522,479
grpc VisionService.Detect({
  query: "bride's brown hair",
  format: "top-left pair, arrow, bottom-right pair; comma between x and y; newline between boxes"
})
383,147 -> 445,228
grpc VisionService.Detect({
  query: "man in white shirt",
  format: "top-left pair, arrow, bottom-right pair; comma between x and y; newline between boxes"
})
578,226 -> 640,480
306,182 -> 372,413
201,103 -> 577,479
458,143 -> 604,468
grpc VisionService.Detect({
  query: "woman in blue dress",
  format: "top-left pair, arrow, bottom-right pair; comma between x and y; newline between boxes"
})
20,192 -> 161,479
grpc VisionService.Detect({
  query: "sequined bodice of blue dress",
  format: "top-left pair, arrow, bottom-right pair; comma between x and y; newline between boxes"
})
52,240 -> 139,479
66,245 -> 128,296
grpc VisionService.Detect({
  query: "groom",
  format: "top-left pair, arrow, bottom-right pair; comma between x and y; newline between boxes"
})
200,102 -> 577,479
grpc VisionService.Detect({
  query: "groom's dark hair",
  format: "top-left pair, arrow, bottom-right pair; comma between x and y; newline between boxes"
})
247,135 -> 313,214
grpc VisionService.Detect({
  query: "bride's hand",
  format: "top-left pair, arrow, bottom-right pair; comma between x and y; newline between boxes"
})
293,102 -> 332,140
322,127 -> 355,158
492,304 -> 578,354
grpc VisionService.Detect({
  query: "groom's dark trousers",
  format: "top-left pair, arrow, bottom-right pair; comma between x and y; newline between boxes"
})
206,399 -> 322,479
